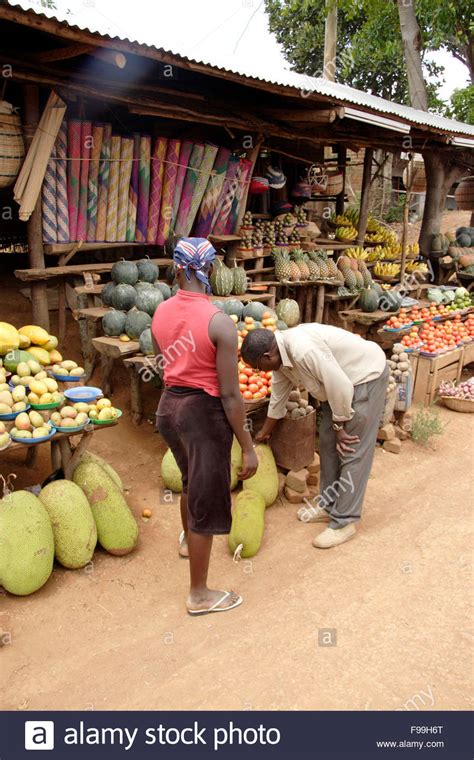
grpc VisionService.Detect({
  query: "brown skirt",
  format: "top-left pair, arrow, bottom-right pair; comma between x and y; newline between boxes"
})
156,387 -> 233,535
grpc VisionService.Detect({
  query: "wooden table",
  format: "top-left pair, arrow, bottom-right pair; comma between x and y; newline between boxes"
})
2,422 -> 117,479
123,354 -> 160,425
91,336 -> 140,396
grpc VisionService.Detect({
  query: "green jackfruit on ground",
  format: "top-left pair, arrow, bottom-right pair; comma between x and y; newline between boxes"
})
228,490 -> 266,558
73,461 -> 138,555
39,479 -> 97,569
230,437 -> 242,490
161,448 -> 183,493
0,490 -> 54,595
242,443 -> 279,507
74,451 -> 123,491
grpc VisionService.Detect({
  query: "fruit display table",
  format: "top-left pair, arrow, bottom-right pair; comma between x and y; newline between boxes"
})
91,336 -> 140,396
2,422 -> 116,478
122,354 -> 159,426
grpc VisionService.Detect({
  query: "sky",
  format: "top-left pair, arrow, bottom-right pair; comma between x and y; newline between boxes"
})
14,0 -> 470,104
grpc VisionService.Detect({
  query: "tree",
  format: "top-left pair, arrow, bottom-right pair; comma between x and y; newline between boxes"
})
397,0 -> 428,110
264,0 -> 464,111
449,85 -> 474,124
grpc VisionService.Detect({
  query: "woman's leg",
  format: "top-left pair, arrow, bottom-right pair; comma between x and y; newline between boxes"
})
179,493 -> 189,558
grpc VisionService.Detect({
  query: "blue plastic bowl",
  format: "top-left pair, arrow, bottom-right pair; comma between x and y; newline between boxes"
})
0,404 -> 31,421
52,373 -> 86,383
10,426 -> 56,445
64,386 -> 102,403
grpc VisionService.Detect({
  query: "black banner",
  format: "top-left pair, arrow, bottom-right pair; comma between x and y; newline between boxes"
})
1,710 -> 472,758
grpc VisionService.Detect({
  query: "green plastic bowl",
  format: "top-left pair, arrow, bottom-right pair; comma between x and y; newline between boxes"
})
88,408 -> 122,425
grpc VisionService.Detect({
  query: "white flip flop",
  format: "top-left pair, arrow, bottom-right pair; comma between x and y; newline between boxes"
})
187,591 -> 243,616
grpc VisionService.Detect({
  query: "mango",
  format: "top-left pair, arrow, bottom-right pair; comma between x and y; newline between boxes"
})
160,448 -> 182,493
17,361 -> 31,378
39,480 -> 97,569
49,350 -> 63,364
0,403 -> 12,414
0,431 -> 10,447
35,370 -> 47,380
74,402 -> 90,413
61,406 -> 77,419
242,444 -> 279,507
18,333 -> 31,349
28,392 -> 40,405
70,367 -> 85,377
0,490 -> 54,595
97,398 -> 112,410
12,385 -> 26,402
32,426 -> 50,438
11,428 -> 32,439
27,360 -> 42,375
29,380 -> 48,396
18,325 -> 50,346
27,347 -> 51,366
42,335 -> 58,351
11,401 -> 27,413
75,412 -> 89,425
44,378 -> 58,393
73,461 -> 138,556
98,407 -> 113,421
228,490 -> 266,558
0,383 -> 8,393
60,360 -> 78,371
19,376 -> 32,387
16,412 -> 31,430
29,411 -> 45,428
0,391 -> 13,407
51,391 -> 62,403
0,421 -> 5,433
39,393 -> 53,405
50,412 -> 62,426
9,374 -> 20,386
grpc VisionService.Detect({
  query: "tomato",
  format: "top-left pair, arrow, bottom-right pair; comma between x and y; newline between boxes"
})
239,373 -> 248,384
248,375 -> 260,385
242,367 -> 253,376
242,390 -> 253,399
253,391 -> 264,399
256,379 -> 264,388
239,383 -> 247,393
248,383 -> 259,394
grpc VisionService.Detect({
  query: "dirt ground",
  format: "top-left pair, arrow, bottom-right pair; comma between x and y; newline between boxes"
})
0,209 -> 473,712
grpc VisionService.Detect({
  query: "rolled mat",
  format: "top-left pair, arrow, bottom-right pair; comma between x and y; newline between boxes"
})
42,145 -> 57,243
95,123 -> 112,242
55,121 -> 69,242
117,136 -> 134,241
86,123 -> 104,242
210,156 -> 241,236
67,119 -> 82,241
105,135 -> 121,242
76,121 -> 92,241
126,133 -> 140,242
224,157 -> 253,234
172,140 -> 193,223
146,136 -> 167,244
174,142 -> 204,237
135,134 -> 151,243
156,138 -> 181,246
182,143 -> 218,236
193,146 -> 231,237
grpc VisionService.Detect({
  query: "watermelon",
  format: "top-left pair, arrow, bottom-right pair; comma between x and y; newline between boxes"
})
125,308 -> 152,339
154,282 -> 171,300
111,258 -> 139,285
275,299 -> 300,327
243,301 -> 267,320
102,309 -> 127,337
139,328 -> 154,356
135,281 -> 155,293
111,283 -> 137,311
276,320 -> 288,330
224,299 -> 244,319
137,256 -> 158,283
101,281 -> 116,306
135,288 -> 163,317
211,300 -> 226,311
379,290 -> 402,313
358,288 -> 380,313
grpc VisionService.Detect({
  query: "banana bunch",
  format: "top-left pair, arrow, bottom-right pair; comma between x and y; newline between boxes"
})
373,262 -> 401,277
405,261 -> 428,273
345,246 -> 368,260
345,208 -> 359,224
366,245 -> 386,262
407,243 -> 419,258
366,215 -> 382,233
331,213 -> 353,227
380,247 -> 400,261
336,225 -> 358,241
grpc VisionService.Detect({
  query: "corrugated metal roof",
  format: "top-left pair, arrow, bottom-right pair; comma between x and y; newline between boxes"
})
7,1 -> 474,140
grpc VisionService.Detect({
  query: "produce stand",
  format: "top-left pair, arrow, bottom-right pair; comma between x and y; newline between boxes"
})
122,354 -> 158,426
3,422 -> 116,479
409,345 -> 473,406
91,335 -> 140,396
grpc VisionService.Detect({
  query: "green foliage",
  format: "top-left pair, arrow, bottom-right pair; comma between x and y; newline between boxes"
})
265,0 -> 469,112
384,194 -> 406,223
410,405 -> 444,445
449,85 -> 474,125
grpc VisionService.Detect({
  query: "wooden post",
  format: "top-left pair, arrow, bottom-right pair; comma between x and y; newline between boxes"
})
400,156 -> 414,283
315,284 -> 325,322
23,85 -> 50,331
235,133 -> 264,232
336,144 -> 347,215
323,0 -> 337,81
357,148 -> 374,247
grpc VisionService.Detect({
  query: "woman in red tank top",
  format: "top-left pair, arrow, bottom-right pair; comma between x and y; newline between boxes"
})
152,238 -> 258,616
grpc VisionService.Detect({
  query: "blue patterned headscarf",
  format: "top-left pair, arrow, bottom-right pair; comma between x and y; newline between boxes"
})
173,237 -> 216,292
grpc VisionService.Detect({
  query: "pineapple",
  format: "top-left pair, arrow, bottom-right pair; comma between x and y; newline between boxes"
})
327,258 -> 340,278
291,249 -> 310,280
289,258 -> 301,281
305,255 -> 321,280
354,271 -> 365,289
273,249 -> 292,282
344,269 -> 358,290
358,261 -> 372,288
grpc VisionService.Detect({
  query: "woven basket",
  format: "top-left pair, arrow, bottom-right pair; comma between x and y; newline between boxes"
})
454,176 -> 474,211
0,113 -> 25,188
439,396 -> 474,413
325,171 -> 344,196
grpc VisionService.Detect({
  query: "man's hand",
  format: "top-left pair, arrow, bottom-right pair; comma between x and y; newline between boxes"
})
239,448 -> 259,480
335,427 -> 360,456
255,429 -> 270,443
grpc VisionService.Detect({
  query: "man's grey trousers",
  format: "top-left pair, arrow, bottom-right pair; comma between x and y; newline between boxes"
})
317,364 -> 390,529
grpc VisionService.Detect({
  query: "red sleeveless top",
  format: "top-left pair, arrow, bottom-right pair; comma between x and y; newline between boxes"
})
151,289 -> 221,397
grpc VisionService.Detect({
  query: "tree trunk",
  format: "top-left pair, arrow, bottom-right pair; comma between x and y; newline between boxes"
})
419,151 -> 465,260
323,0 -> 337,81
397,0 -> 428,111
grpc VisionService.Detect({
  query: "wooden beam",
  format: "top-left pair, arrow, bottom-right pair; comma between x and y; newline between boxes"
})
90,49 -> 127,69
34,43 -> 94,62
261,107 -> 344,123
357,147 -> 374,247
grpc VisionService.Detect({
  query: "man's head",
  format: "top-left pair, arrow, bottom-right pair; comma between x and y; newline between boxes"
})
173,237 -> 216,292
241,329 -> 282,371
